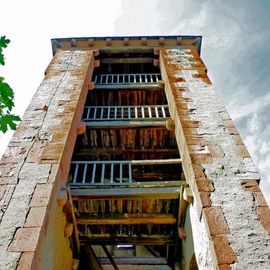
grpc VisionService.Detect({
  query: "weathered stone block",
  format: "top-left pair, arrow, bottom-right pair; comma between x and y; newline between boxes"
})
25,207 -> 47,227
30,184 -> 53,207
19,163 -> 51,183
17,252 -> 35,270
9,227 -> 41,252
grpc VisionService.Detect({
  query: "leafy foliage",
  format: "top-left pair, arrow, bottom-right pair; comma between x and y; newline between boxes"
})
0,36 -> 20,133
0,36 -> 10,65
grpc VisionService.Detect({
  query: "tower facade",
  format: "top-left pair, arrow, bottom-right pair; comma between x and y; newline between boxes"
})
0,36 -> 270,270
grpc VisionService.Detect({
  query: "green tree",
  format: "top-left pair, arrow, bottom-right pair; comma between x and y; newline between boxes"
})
0,36 -> 20,133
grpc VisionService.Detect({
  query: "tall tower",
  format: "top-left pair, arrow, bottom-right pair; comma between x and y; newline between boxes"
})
0,36 -> 270,270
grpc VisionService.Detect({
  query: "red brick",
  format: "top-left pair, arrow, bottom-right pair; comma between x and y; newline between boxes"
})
241,180 -> 260,192
40,143 -> 64,163
17,252 -> 35,270
189,145 -> 213,164
223,120 -> 236,128
48,164 -> 60,183
218,265 -> 232,270
183,127 -> 199,136
226,127 -> 239,135
231,135 -> 244,145
235,145 -> 251,158
257,206 -> 270,234
30,184 -> 53,207
212,236 -> 237,265
181,120 -> 200,128
9,228 -> 41,252
192,164 -> 207,180
200,192 -> 212,208
204,207 -> 230,236
25,207 -> 47,227
253,192 -> 268,207
196,180 -> 214,192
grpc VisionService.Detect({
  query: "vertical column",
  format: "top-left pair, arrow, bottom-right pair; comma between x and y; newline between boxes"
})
0,49 -> 95,269
160,47 -> 270,269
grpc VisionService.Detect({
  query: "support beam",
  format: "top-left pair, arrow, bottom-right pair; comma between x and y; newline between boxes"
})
100,57 -> 155,64
84,120 -> 167,128
77,213 -> 177,225
99,47 -> 154,54
69,180 -> 183,188
71,186 -> 181,200
74,148 -> 180,156
80,235 -> 175,245
102,245 -> 120,270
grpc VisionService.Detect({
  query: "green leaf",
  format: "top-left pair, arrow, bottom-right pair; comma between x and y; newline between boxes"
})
0,36 -> 10,66
0,114 -> 20,133
0,54 -> 4,65
0,36 -> 10,48
0,80 -> 14,110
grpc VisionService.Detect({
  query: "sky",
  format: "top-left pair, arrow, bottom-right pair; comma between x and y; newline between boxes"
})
0,0 -> 269,201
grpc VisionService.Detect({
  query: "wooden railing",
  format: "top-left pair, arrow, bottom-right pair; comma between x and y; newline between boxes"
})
94,73 -> 161,84
82,105 -> 170,121
68,159 -> 181,186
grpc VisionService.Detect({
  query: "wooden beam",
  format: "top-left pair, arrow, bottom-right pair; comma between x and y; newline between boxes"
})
74,148 -> 180,156
71,186 -> 181,200
100,57 -> 154,64
99,47 -> 154,54
69,180 -> 183,188
84,120 -> 166,128
94,83 -> 163,90
70,158 -> 181,165
102,245 -> 120,270
80,234 -> 175,245
77,213 -> 177,225
98,257 -> 167,265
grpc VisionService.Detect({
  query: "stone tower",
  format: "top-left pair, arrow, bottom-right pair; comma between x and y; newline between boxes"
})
0,36 -> 270,270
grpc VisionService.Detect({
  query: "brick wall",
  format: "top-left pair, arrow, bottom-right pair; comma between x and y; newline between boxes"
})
160,48 -> 270,269
0,49 -> 95,269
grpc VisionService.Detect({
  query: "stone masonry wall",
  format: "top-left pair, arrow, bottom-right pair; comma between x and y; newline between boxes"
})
160,48 -> 270,269
0,49 -> 95,269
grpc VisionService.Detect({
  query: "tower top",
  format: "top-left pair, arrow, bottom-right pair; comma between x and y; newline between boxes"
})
51,35 -> 202,55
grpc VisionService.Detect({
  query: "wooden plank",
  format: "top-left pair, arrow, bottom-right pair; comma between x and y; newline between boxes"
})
100,57 -> 154,64
84,120 -> 167,128
80,235 -> 174,245
98,257 -> 167,265
101,245 -> 120,270
71,158 -> 181,165
77,213 -> 176,225
71,186 -> 181,200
